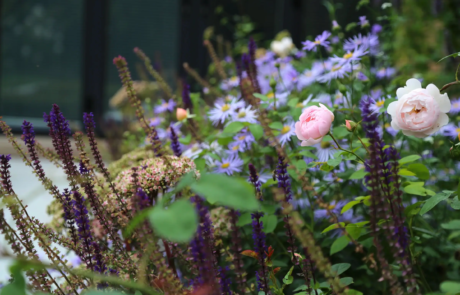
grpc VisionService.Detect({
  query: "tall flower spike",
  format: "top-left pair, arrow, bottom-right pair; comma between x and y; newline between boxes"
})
71,190 -> 95,270
0,154 -> 13,194
170,126 -> 182,157
248,163 -> 262,199
276,156 -> 297,262
182,82 -> 193,111
361,96 -> 418,294
113,56 -> 164,157
218,266 -> 233,295
229,210 -> 246,291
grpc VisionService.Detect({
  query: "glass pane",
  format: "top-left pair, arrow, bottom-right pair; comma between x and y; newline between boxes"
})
1,0 -> 83,127
105,0 -> 180,108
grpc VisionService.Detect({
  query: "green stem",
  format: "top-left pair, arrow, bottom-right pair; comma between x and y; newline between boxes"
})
328,132 -> 365,163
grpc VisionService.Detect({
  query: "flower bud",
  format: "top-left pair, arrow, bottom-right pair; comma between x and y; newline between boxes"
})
269,77 -> 277,89
176,108 -> 188,121
345,120 -> 358,132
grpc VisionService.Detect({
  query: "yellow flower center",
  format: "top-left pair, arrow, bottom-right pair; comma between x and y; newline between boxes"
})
238,111 -> 246,118
281,125 -> 291,134
314,40 -> 321,44
192,146 -> 199,152
343,52 -> 353,59
221,104 -> 230,111
238,135 -> 246,140
321,141 -> 331,149
376,100 -> 385,107
454,102 -> 460,108
327,204 -> 336,210
221,163 -> 230,168
384,123 -> 391,128
296,102 -> 304,108
230,76 -> 238,82
267,92 -> 275,98
162,102 -> 168,107
305,72 -> 312,77
456,128 -> 460,133
331,66 -> 341,72
232,145 -> 239,151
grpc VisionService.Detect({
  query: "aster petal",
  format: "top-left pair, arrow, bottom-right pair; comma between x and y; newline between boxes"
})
301,137 -> 322,146
435,92 -> 451,113
386,101 -> 398,117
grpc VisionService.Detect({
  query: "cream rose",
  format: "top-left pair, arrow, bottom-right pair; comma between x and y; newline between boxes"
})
270,37 -> 294,57
387,78 -> 451,138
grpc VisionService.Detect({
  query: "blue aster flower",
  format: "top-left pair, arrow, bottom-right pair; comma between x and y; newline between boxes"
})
154,98 -> 176,114
450,97 -> 460,114
277,122 -> 296,146
214,155 -> 244,175
302,31 -> 331,52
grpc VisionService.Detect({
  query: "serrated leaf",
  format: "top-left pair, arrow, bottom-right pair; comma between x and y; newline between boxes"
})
349,169 -> 367,180
420,191 -> 453,215
249,124 -> 264,140
330,235 -> 349,255
331,263 -> 351,276
399,155 -> 421,165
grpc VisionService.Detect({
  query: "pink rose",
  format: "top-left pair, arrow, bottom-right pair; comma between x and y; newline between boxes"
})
176,108 -> 188,121
387,78 -> 451,138
295,103 -> 334,146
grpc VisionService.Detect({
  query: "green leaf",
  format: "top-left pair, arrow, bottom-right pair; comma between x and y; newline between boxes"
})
404,184 -> 426,196
0,266 -> 26,295
194,158 -> 206,172
83,291 -> 128,295
341,201 -> 360,214
294,159 -> 308,171
288,97 -> 299,108
451,196 -> 460,210
261,215 -> 278,233
420,191 -> 453,215
330,235 -> 349,255
148,199 -> 198,243
331,263 -> 351,276
438,52 -> 460,62
345,22 -> 357,32
345,290 -> 363,295
399,168 -> 416,176
404,201 -> 423,217
223,121 -> 245,134
346,224 -> 363,240
178,133 -> 192,145
327,157 -> 342,167
236,212 -> 252,226
440,281 -> 460,293
441,220 -> 460,230
283,266 -> 294,285
322,222 -> 345,234
333,126 -> 349,139
349,169 -> 367,180
406,163 -> 430,180
340,277 -> 354,286
269,122 -> 283,130
190,173 -> 259,211
249,124 -> 264,140
399,155 -> 421,165
384,98 -> 396,108
296,150 -> 318,159
320,163 -> 335,172
253,93 -> 270,101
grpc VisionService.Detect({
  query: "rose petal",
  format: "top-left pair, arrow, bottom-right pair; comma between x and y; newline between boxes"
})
396,78 -> 421,99
386,101 -> 398,117
295,122 -> 307,140
391,120 -> 401,131
435,93 -> 451,113
402,129 -> 425,138
425,112 -> 449,135
301,137 -> 322,146
426,84 -> 440,98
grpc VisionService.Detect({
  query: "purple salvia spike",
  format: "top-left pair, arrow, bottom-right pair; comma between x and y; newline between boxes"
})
170,126 -> 182,157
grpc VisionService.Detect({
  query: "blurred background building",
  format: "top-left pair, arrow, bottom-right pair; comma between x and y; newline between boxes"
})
0,0 -> 366,133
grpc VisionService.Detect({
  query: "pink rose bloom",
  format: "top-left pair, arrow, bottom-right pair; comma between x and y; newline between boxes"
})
295,103 -> 334,146
387,78 -> 451,138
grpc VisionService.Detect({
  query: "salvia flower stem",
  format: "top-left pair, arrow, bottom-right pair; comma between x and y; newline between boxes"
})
203,40 -> 227,80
